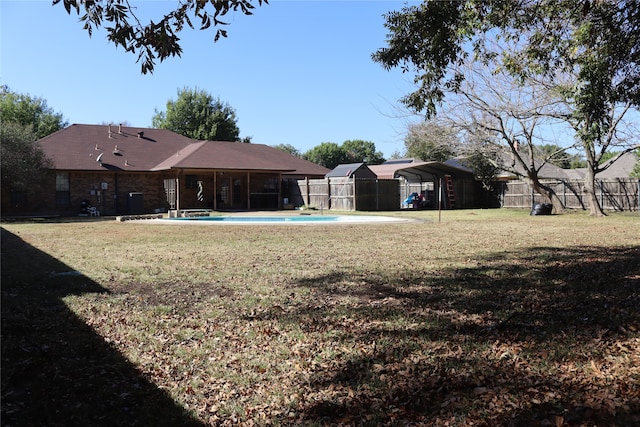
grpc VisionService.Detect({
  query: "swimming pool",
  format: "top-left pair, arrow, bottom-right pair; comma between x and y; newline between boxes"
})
152,215 -> 412,225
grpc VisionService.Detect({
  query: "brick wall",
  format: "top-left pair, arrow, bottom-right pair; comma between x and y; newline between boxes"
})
1,171 -> 175,217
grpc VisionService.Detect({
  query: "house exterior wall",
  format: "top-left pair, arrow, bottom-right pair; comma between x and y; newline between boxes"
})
69,171 -> 171,215
2,168 -> 313,217
1,171 -> 173,217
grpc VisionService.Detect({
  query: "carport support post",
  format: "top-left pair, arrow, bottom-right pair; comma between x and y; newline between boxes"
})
438,177 -> 442,223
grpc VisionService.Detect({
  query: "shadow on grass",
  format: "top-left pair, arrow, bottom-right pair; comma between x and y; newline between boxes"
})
287,245 -> 640,426
1,228 -> 204,426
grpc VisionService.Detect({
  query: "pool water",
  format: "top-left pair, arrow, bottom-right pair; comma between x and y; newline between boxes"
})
155,215 -> 411,224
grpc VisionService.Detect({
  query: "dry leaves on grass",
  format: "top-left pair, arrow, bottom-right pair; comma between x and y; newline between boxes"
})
3,214 -> 639,426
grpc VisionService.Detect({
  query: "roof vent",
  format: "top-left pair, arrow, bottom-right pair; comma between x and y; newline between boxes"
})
118,124 -> 123,134
137,131 -> 144,139
113,145 -> 122,156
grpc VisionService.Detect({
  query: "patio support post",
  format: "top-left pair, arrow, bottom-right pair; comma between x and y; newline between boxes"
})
278,173 -> 283,209
247,172 -> 251,210
176,176 -> 180,212
213,171 -> 217,210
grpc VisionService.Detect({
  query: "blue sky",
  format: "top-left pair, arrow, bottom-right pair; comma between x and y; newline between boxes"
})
1,0 -> 420,158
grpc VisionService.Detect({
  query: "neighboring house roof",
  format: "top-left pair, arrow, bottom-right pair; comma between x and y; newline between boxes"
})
326,163 -> 376,178
369,159 -> 474,181
38,124 -> 329,176
495,151 -> 573,180
597,151 -> 639,179
495,150 -> 639,181
563,168 -> 586,180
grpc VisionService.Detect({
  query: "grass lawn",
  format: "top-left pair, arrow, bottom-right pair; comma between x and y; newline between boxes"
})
2,209 -> 639,426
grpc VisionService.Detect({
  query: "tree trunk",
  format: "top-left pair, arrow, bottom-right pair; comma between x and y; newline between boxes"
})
528,174 -> 566,213
584,167 -> 607,216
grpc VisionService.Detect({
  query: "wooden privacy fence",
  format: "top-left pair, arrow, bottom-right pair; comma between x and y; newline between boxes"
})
501,178 -> 640,211
297,177 -> 399,211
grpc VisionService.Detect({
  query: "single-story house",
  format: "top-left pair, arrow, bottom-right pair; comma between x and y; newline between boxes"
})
1,124 -> 329,217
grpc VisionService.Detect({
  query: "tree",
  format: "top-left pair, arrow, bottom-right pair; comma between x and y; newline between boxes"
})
1,122 -> 53,193
0,86 -> 63,198
403,121 -> 457,162
341,140 -> 385,165
373,0 -> 640,216
535,144 -> 585,169
152,87 -> 240,141
396,58 -> 571,211
458,128 -> 503,192
303,142 -> 349,170
0,85 -> 67,139
631,149 -> 640,178
54,0 -> 268,74
273,144 -> 302,157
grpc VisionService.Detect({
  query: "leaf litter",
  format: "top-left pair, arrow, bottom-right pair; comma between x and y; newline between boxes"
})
3,211 -> 639,426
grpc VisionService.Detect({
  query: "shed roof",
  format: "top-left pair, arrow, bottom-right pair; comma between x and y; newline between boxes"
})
326,162 -> 371,178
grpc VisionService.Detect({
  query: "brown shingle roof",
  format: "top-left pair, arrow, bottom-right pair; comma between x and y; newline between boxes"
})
39,124 -> 197,171
39,124 -> 329,177
169,141 -> 301,171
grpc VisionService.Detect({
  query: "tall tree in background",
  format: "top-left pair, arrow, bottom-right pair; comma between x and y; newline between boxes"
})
273,144 -> 302,157
373,0 -> 640,216
341,140 -> 385,165
535,144 -> 585,169
403,121 -> 457,162
54,0 -> 268,74
1,123 -> 52,194
152,87 -> 240,141
0,86 -> 63,197
1,85 -> 68,139
303,142 -> 349,170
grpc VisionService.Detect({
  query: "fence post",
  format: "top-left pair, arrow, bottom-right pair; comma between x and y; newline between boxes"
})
305,177 -> 310,207
352,178 -> 356,211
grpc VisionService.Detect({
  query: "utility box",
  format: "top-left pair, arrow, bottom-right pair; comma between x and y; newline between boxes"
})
128,192 -> 144,214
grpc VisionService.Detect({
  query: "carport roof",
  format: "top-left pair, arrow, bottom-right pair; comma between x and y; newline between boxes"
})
369,160 -> 474,181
